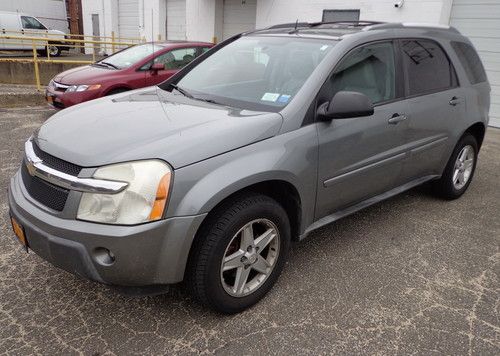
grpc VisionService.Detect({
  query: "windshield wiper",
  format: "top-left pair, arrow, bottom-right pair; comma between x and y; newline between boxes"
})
167,83 -> 194,99
100,61 -> 119,69
194,97 -> 223,105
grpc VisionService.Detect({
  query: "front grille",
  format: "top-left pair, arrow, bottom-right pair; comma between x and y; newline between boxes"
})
32,142 -> 82,176
21,162 -> 69,212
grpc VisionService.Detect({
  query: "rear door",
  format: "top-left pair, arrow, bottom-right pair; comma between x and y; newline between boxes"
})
315,41 -> 409,218
397,39 -> 466,183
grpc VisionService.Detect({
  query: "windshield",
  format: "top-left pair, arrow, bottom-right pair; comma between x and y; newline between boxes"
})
174,36 -> 335,111
97,44 -> 162,69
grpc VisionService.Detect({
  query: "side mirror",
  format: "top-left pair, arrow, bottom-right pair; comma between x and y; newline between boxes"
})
151,63 -> 165,72
317,91 -> 374,120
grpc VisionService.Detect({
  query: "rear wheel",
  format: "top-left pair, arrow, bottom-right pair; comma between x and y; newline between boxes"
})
39,45 -> 61,57
432,134 -> 478,199
187,194 -> 291,314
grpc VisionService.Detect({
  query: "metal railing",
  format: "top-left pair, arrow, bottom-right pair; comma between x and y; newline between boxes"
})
0,31 -> 146,90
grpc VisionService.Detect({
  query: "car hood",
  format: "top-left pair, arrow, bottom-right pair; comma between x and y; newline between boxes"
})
34,88 -> 283,169
53,65 -> 117,85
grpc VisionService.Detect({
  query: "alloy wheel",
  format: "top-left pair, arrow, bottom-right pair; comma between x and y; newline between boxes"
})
453,145 -> 475,190
220,218 -> 280,297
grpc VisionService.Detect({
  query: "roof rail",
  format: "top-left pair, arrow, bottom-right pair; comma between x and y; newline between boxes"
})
267,20 -> 384,30
364,22 -> 459,33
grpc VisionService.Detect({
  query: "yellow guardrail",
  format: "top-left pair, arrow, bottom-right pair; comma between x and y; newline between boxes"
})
0,32 -> 145,90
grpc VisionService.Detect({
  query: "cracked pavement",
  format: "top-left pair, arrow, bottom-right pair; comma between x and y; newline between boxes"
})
0,107 -> 499,355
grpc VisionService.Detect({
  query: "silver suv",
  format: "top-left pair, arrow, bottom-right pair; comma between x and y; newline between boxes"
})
8,22 -> 490,313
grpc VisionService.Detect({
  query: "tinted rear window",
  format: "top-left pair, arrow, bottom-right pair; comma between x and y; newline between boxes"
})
401,39 -> 456,96
451,41 -> 487,84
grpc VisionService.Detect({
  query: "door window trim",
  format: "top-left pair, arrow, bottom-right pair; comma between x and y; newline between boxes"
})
398,38 -> 460,100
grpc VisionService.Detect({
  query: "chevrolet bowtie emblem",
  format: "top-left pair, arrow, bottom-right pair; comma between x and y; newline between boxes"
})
26,161 -> 37,176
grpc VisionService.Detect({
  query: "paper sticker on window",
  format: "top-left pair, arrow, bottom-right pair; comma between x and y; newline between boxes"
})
320,45 -> 329,51
261,93 -> 280,102
278,94 -> 291,103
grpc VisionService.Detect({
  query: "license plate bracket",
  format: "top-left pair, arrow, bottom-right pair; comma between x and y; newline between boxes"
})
10,216 -> 28,252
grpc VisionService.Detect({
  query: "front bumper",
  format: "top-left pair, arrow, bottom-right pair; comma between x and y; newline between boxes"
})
45,85 -> 102,109
8,170 -> 206,286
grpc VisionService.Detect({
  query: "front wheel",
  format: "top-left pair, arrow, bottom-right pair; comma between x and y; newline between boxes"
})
186,194 -> 291,314
432,133 -> 478,199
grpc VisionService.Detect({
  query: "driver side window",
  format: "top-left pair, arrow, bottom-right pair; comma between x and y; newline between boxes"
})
21,16 -> 46,30
329,41 -> 396,104
155,48 -> 197,69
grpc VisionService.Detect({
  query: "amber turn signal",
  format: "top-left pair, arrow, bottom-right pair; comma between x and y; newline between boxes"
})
149,172 -> 171,221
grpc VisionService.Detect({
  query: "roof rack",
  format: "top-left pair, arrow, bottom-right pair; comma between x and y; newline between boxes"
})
267,20 -> 384,30
363,22 -> 459,33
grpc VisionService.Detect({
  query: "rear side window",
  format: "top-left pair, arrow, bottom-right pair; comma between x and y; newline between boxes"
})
451,41 -> 487,84
401,39 -> 456,96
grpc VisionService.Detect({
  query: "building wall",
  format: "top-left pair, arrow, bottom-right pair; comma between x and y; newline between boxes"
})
0,0 -> 69,32
255,0 -> 453,28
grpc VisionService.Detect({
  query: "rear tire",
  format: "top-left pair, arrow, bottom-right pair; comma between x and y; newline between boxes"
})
432,134 -> 478,200
186,194 -> 291,314
39,45 -> 61,57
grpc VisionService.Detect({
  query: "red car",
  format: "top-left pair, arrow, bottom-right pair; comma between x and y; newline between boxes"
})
46,41 -> 213,109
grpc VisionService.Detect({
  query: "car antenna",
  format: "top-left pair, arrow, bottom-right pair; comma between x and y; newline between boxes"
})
289,19 -> 300,34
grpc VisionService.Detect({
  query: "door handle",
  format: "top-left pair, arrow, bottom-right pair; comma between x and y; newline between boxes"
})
449,96 -> 462,106
388,113 -> 407,125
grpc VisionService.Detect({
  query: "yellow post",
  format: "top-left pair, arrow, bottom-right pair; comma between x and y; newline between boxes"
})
32,40 -> 41,90
212,36 -> 217,44
158,34 -> 161,41
46,39 -> 50,60
111,31 -> 116,53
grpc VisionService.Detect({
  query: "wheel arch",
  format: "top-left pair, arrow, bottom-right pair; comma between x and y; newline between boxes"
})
104,85 -> 132,96
197,179 -> 303,242
182,178 -> 302,282
463,122 -> 486,150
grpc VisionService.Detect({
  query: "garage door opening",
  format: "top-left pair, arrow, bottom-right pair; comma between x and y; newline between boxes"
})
166,0 -> 187,40
215,0 -> 257,42
118,0 -> 140,39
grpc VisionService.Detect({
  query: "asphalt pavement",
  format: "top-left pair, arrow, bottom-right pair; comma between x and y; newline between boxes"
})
0,107 -> 499,355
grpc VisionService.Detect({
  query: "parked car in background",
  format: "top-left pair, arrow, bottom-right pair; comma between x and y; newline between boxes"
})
0,11 -> 68,56
8,22 -> 489,314
45,41 -> 213,109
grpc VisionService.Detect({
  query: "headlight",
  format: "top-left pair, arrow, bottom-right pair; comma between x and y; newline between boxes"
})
66,84 -> 101,92
77,160 -> 172,225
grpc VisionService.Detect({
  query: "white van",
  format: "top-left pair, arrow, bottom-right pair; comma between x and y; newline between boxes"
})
0,11 -> 68,56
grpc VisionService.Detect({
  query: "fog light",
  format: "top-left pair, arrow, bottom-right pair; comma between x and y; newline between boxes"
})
93,247 -> 115,266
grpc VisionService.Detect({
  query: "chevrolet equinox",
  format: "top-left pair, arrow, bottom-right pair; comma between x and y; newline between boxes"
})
8,21 -> 490,314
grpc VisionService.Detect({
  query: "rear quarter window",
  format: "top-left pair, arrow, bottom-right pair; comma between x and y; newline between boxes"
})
451,41 -> 487,84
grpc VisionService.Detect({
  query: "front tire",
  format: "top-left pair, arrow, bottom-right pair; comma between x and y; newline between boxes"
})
186,194 -> 291,314
432,133 -> 478,199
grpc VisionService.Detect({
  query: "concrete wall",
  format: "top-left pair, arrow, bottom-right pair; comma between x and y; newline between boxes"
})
0,62 -> 82,85
255,0 -> 453,28
0,0 -> 69,32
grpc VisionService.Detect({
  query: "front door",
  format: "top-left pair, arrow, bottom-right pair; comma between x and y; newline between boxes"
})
315,41 -> 409,219
20,16 -> 49,51
144,47 -> 198,86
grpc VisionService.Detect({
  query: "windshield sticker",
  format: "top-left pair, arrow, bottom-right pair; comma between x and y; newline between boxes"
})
320,45 -> 329,51
261,92 -> 280,102
278,94 -> 291,103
